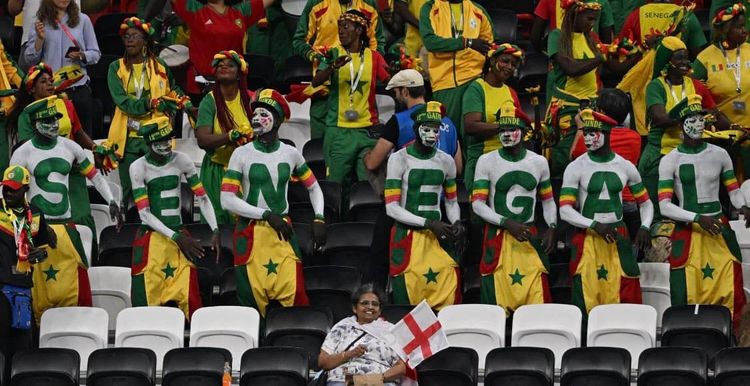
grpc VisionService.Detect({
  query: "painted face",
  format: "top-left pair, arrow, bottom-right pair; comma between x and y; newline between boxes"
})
150,139 -> 173,157
251,107 -> 275,136
499,126 -> 522,147
35,119 -> 59,139
583,128 -> 605,151
417,123 -> 440,148
682,114 -> 705,140
492,54 -> 520,81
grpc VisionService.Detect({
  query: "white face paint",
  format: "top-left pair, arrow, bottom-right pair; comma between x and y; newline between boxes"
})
151,139 -> 173,157
417,123 -> 439,148
499,127 -> 522,147
683,114 -> 705,140
251,107 -> 275,136
36,120 -> 59,139
583,129 -> 605,151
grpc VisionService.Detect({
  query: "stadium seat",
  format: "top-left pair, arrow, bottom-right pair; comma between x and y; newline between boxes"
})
638,262 -> 671,328
115,307 -> 185,370
416,346 -> 478,386
376,94 -> 395,124
517,53 -> 549,92
660,304 -> 732,361
279,120 -> 310,150
161,347 -> 232,386
89,266 -> 132,331
86,348 -> 156,386
714,347 -> 750,386
511,304 -> 582,368
74,224 -> 94,266
282,55 -> 313,85
290,222 -> 317,264
287,180 -> 341,224
348,181 -> 383,222
490,9 -> 518,43
39,307 -> 108,370
215,268 -> 239,306
90,204 -> 114,242
587,304 -> 656,368
438,304 -> 505,371
185,223 -> 234,285
637,347 -> 708,386
560,347 -> 630,386
302,138 -> 325,180
245,53 -> 275,90
484,347 -> 554,386
174,138 -> 206,169
240,347 -> 309,386
189,306 -> 260,369
97,224 -> 139,267
323,222 -> 375,275
304,265 -> 361,322
94,13 -> 138,36
11,348 -> 80,386
462,265 -> 481,304
98,34 -> 126,57
380,304 -> 415,324
264,307 -> 332,370
289,99 -> 311,122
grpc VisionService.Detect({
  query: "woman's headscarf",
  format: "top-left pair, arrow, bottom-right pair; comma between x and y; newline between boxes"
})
119,16 -> 155,38
211,50 -> 249,75
488,43 -> 525,63
713,3 -> 746,27
23,63 -> 54,93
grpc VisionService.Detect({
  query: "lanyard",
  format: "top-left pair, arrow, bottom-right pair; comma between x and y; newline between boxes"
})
348,51 -> 365,103
721,45 -> 743,94
132,64 -> 147,99
665,77 -> 686,104
449,5 -> 463,38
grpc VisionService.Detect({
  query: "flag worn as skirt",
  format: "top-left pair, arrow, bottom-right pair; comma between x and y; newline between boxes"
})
233,218 -> 308,317
390,223 -> 460,310
480,224 -> 551,313
570,223 -> 642,314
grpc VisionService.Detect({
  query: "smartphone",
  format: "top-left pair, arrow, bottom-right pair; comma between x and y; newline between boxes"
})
66,46 -> 81,56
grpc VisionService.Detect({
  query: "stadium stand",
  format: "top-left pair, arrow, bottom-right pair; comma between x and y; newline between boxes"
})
11,348 -> 80,386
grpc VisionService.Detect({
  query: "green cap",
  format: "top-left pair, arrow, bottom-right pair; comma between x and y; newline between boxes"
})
668,94 -> 704,121
24,95 -> 63,122
411,101 -> 445,126
138,116 -> 174,143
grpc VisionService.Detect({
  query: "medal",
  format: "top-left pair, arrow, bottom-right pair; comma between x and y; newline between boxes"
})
345,109 -> 359,121
346,51 -> 365,122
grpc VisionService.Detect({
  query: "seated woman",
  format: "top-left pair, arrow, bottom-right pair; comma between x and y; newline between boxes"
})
318,284 -> 405,386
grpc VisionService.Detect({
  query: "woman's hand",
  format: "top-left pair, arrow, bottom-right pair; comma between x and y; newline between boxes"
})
35,21 -> 45,41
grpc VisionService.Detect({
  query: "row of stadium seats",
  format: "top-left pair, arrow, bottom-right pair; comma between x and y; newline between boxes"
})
6,343 -> 749,385
35,302 -> 735,376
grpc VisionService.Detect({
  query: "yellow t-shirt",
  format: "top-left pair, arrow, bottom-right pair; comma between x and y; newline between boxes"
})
211,92 -> 251,166
564,32 -> 599,99
450,3 -> 463,37
126,63 -> 151,96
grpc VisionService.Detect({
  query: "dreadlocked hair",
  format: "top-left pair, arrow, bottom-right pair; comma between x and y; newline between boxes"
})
558,3 -> 599,62
212,75 -> 253,134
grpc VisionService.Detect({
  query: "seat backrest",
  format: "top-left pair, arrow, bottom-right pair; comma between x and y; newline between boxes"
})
416,346 -> 478,386
240,347 -> 309,386
638,263 -> 671,328
90,204 -> 114,242
98,224 -> 139,267
189,306 -> 260,369
376,94 -> 395,124
560,347 -> 630,386
324,222 -> 375,251
289,99 -> 311,122
511,304 -> 582,369
265,307 -> 332,370
638,347 -> 707,386
76,225 -> 93,266
380,304 -> 416,324
661,305 -> 731,360
303,265 -> 361,293
348,181 -> 383,220
490,9 -> 518,43
162,347 -> 231,386
714,347 -> 750,386
115,307 -> 185,370
438,304 -> 505,371
88,266 -> 132,331
587,304 -> 657,368
484,347 -> 554,386
11,348 -> 80,386
39,307 -> 109,370
86,347 -> 156,386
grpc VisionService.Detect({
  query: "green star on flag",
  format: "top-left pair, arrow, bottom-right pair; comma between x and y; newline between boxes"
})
702,262 -> 715,279
264,259 -> 279,275
43,265 -> 59,281
162,262 -> 176,278
423,268 -> 439,284
597,264 -> 609,281
509,268 -> 525,286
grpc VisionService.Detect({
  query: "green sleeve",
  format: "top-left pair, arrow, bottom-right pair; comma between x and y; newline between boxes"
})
691,58 -> 708,82
292,0 -> 319,58
547,29 -> 561,57
107,60 -> 151,116
365,0 -> 386,53
419,0 -> 464,52
685,14 -> 708,50
645,80 -> 666,109
196,93 -> 217,128
598,0 -> 614,29
461,81 -> 485,116
17,110 -> 32,142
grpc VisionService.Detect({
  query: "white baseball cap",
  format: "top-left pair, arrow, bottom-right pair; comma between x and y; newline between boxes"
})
385,69 -> 424,90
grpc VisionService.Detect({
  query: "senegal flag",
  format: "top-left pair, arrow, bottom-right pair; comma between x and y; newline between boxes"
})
131,227 -> 202,319
570,224 -> 642,314
390,223 -> 460,310
480,224 -> 551,314
669,219 -> 746,323
32,223 -> 92,323
233,219 -> 308,317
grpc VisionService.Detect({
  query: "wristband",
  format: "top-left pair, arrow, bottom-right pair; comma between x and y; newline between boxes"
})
171,232 -> 181,241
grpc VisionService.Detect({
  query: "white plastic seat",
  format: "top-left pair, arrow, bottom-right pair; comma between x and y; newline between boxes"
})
437,304 -> 505,371
511,304 -> 582,369
730,219 -> 750,261
174,138 -> 206,166
587,304 -> 657,368
376,94 -> 395,124
75,224 -> 93,266
90,204 -> 114,242
638,262 -> 671,329
88,266 -> 132,331
279,119 -> 311,149
290,99 -> 311,122
115,307 -> 185,370
39,307 -> 109,370
189,306 -> 261,369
